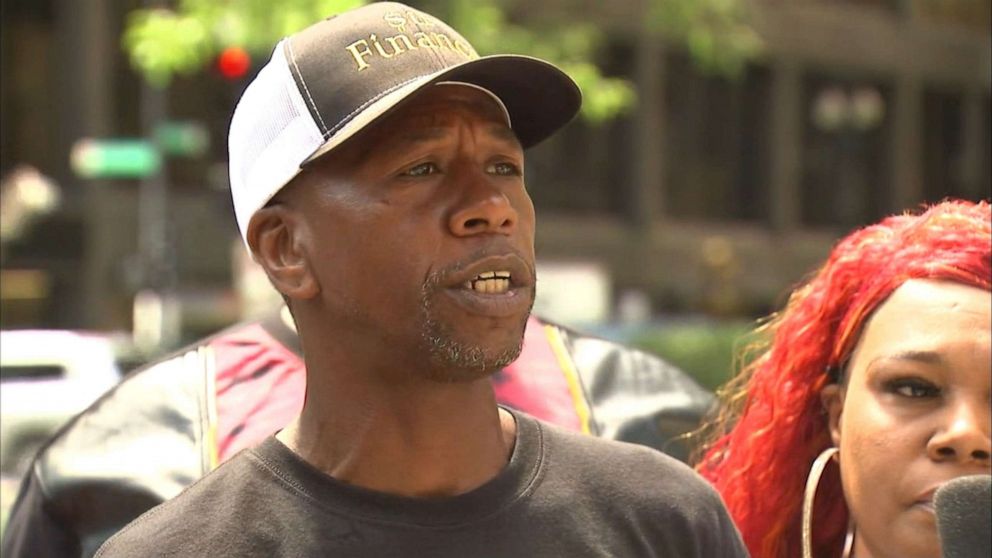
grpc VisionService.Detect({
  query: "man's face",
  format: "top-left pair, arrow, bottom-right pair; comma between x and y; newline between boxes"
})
276,84 -> 536,382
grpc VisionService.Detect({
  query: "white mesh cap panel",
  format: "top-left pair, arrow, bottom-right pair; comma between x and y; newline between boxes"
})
228,40 -> 323,249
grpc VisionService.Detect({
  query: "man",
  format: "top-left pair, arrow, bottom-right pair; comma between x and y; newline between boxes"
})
3,309 -> 715,558
3,192 -> 711,558
98,3 -> 743,556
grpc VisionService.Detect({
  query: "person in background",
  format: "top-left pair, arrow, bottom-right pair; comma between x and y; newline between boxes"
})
696,199 -> 990,558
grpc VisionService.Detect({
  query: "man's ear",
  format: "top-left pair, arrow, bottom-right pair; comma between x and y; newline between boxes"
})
246,206 -> 319,300
820,383 -> 845,447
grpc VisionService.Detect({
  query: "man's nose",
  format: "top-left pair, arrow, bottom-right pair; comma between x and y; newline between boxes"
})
447,170 -> 518,237
928,396 -> 992,465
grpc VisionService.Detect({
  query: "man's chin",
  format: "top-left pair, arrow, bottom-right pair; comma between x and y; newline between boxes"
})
420,315 -> 528,383
424,335 -> 524,383
419,285 -> 532,382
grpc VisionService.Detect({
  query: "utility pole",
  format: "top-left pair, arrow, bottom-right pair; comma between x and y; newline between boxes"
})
133,0 -> 180,351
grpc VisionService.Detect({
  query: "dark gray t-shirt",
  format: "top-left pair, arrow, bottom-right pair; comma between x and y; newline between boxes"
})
96,410 -> 747,557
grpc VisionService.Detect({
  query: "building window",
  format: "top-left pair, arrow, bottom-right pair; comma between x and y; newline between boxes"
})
922,88 -> 991,203
800,74 -> 890,229
0,0 -> 57,178
526,116 -> 633,216
661,53 -> 771,223
525,39 -> 636,217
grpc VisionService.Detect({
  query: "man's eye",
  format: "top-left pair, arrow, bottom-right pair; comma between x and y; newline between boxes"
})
487,162 -> 521,176
886,378 -> 940,398
403,162 -> 439,177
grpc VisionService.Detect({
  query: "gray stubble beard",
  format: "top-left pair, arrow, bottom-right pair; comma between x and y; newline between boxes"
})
418,282 -> 532,384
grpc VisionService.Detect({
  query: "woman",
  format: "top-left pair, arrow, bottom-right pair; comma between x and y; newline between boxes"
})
696,199 -> 991,558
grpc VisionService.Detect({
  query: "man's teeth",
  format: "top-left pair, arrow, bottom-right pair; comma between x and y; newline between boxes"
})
464,271 -> 511,294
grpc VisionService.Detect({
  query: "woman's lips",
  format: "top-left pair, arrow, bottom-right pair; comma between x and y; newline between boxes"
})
912,487 -> 938,515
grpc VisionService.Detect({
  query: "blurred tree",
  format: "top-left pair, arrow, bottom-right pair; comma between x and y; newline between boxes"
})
647,0 -> 761,77
122,0 -> 760,122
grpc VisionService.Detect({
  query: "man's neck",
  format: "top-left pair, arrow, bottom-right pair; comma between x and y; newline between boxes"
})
276,377 -> 517,499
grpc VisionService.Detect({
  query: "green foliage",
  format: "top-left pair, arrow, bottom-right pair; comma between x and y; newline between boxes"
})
123,0 -> 367,86
649,0 -> 762,78
122,0 -> 758,121
630,321 -> 755,392
560,62 -> 635,124
431,0 -> 635,123
124,8 -> 212,87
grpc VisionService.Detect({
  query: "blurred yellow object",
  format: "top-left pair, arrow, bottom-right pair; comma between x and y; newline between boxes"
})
0,270 -> 50,301
0,166 -> 61,244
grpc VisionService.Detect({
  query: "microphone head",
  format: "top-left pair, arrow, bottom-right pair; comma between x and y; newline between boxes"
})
934,474 -> 992,558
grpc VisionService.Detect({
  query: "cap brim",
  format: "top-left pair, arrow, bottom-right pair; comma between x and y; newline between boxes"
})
301,54 -> 581,166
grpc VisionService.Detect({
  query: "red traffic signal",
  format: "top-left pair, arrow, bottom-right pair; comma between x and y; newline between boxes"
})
217,46 -> 251,80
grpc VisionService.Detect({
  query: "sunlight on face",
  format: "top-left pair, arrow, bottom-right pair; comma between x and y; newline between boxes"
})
275,84 -> 535,383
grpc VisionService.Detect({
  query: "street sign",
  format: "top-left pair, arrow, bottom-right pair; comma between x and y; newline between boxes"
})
70,138 -> 162,179
154,121 -> 210,157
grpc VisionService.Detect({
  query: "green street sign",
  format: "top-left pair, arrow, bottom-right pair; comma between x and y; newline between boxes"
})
154,121 -> 209,157
71,139 -> 162,179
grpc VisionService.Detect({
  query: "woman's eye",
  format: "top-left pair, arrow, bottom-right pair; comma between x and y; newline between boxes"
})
488,162 -> 521,176
886,378 -> 940,398
403,162 -> 439,177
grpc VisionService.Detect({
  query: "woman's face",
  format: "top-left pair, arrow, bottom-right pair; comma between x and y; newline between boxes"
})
822,279 -> 991,558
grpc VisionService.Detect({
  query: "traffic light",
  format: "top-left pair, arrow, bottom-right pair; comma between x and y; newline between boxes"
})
217,46 -> 251,80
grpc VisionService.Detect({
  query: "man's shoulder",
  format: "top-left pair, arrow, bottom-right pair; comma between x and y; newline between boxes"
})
534,416 -> 713,500
528,417 -> 748,556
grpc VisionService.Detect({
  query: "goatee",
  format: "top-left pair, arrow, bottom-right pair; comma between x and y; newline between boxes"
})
418,258 -> 534,383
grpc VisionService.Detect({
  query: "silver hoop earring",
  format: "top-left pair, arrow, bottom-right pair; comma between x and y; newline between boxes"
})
802,447 -> 855,558
841,522 -> 855,558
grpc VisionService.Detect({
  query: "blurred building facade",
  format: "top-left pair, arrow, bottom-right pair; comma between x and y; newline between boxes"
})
530,0 -> 990,317
1,0 -> 989,340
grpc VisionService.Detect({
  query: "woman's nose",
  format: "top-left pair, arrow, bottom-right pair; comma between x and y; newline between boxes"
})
927,397 -> 992,464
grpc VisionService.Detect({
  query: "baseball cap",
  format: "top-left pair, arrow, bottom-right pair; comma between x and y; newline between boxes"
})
228,1 -> 582,246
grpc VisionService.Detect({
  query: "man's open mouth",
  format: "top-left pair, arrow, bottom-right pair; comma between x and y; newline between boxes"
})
463,271 -> 512,294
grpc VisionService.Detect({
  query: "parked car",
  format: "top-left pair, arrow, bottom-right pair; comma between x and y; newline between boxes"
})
0,330 -> 137,475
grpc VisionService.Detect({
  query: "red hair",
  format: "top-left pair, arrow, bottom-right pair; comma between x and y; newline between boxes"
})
695,199 -> 991,558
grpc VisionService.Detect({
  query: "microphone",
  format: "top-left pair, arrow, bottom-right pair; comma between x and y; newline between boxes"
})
934,474 -> 991,558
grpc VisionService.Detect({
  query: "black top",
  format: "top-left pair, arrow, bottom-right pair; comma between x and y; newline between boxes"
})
96,410 -> 747,557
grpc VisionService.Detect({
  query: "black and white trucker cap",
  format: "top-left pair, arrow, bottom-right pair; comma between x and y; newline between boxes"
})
228,1 -> 582,244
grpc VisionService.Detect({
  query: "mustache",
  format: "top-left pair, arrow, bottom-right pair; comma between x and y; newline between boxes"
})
422,247 -> 536,292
